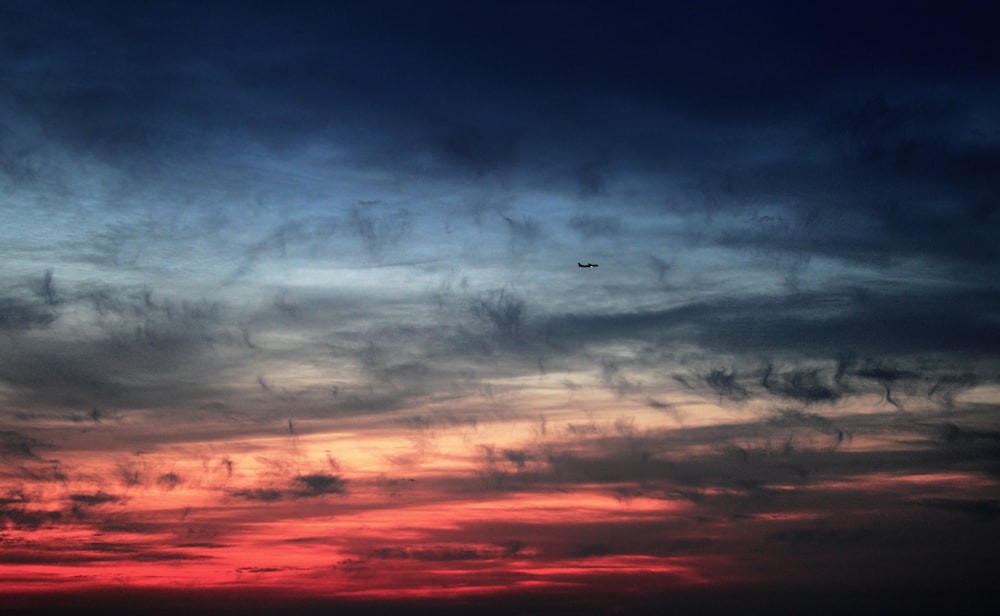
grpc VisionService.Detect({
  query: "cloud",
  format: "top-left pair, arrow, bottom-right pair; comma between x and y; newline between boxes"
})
157,472 -> 182,490
0,124 -> 42,184
502,215 -> 540,257
293,473 -> 345,497
540,286 -> 1000,363
0,279 -> 240,410
0,507 -> 62,531
767,527 -> 873,546
470,288 -> 524,347
230,488 -> 283,503
917,498 -> 1000,519
0,295 -> 56,332
703,369 -> 749,402
235,566 -> 287,574
357,344 -> 432,393
434,125 -> 518,177
825,96 -> 1000,209
927,373 -> 978,408
470,398 -> 1000,511
0,430 -> 40,458
69,491 -> 120,506
571,152 -> 613,198
30,269 -> 58,306
0,489 -> 62,530
238,216 -> 340,270
600,358 -> 642,397
762,364 -> 841,404
932,422 -> 1000,446
565,542 -> 612,558
0,271 -> 60,332
369,543 -> 511,562
350,205 -> 413,259
767,409 -> 846,448
569,214 -> 620,238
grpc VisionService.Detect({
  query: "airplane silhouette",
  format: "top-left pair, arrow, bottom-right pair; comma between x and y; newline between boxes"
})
578,262 -> 598,268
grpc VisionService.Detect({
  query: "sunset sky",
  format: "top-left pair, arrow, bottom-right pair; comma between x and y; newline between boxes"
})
2,1 -> 999,614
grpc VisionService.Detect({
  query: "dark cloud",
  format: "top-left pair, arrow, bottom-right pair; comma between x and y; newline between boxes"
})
767,527 -> 873,546
350,205 -> 413,259
478,444 -> 540,490
501,449 -> 529,470
600,358 -> 641,398
0,489 -> 28,506
932,422 -> 1000,446
0,280 -> 236,410
239,217 -> 340,269
157,473 -> 181,490
229,488 -> 282,503
927,373 -> 978,408
0,294 -> 56,332
569,215 -> 620,239
435,125 -> 518,177
768,409 -> 846,448
762,364 -> 841,404
30,269 -> 58,307
292,473 -> 345,497
541,287 -> 1000,360
482,402 -> 1000,505
565,543 -> 611,558
660,353 -> 987,419
648,256 -> 674,287
502,215 -> 540,257
0,505 -> 62,530
235,566 -> 286,574
369,543 -> 510,562
827,96 -> 1000,201
0,124 -> 41,184
853,362 -> 920,410
572,153 -> 612,198
703,369 -> 749,402
69,491 -> 120,506
470,288 -> 524,347
0,430 -> 40,458
684,92 -> 1000,278
0,272 -> 60,332
917,498 -> 1000,519
116,462 -> 143,488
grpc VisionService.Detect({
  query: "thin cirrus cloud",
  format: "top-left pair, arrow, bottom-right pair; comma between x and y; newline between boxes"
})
2,1 -> 999,614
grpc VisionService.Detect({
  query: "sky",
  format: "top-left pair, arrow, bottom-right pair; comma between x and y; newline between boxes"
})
2,1 -> 1000,613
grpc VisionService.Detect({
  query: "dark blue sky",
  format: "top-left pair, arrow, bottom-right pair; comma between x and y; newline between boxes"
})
2,2 -> 1000,613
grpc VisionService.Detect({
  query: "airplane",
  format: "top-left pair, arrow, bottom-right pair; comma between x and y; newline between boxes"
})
578,262 -> 598,268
